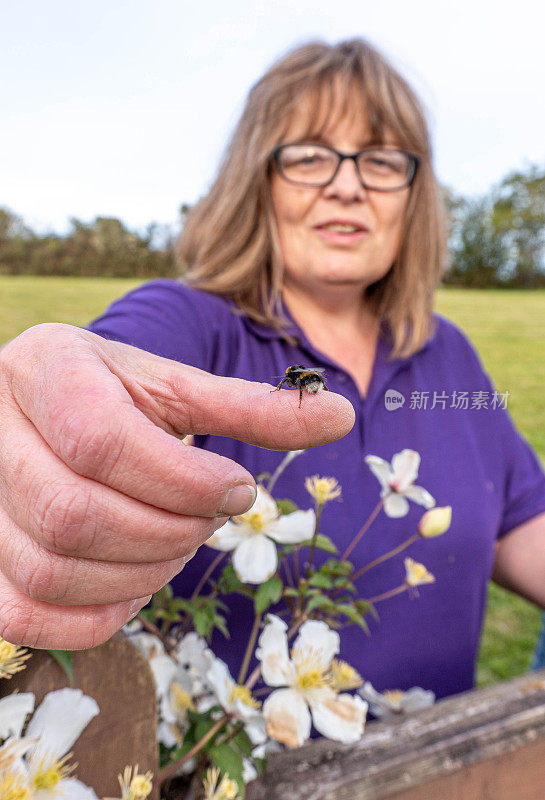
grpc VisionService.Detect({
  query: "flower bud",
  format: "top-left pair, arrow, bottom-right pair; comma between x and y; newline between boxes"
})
418,506 -> 452,538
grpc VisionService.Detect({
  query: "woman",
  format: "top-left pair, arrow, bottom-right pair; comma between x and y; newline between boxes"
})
1,39 -> 544,702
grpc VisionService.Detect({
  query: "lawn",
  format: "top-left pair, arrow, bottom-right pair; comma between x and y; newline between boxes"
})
1,277 -> 544,686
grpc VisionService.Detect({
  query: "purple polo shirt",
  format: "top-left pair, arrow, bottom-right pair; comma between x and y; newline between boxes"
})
87,279 -> 545,700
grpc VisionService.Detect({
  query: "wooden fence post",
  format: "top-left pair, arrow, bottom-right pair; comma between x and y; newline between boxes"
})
0,633 -> 159,800
246,669 -> 545,800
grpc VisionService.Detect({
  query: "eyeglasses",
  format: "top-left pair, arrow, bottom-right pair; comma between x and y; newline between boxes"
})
272,143 -> 420,192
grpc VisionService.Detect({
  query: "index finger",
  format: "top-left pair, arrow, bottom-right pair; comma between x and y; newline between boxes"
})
8,328 -> 355,517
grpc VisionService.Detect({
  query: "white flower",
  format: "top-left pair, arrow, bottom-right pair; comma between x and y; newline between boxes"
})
174,632 -> 214,694
14,688 -> 100,798
0,692 -> 35,741
206,485 -> 315,584
359,681 -> 435,719
404,557 -> 435,586
206,657 -> 266,745
153,655 -> 196,748
365,449 -> 435,517
256,616 -> 367,748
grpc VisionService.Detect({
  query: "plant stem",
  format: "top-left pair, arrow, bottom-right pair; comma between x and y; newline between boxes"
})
267,450 -> 304,493
136,613 -> 175,654
332,533 -> 419,599
281,555 -> 295,588
238,613 -> 262,685
191,551 -> 226,602
365,583 -> 408,604
156,714 -> 230,787
340,497 -> 384,562
304,503 -> 323,580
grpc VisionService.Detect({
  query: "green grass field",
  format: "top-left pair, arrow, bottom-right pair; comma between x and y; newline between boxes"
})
1,277 -> 544,686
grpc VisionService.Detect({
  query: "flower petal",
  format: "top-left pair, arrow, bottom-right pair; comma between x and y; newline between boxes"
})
244,714 -> 267,745
267,510 -> 316,544
262,688 -> 311,748
383,492 -> 410,518
206,520 -> 247,551
124,630 -> 165,660
401,687 -> 436,713
364,455 -> 391,489
232,534 -> 278,584
404,484 -> 436,509
0,693 -> 35,740
256,615 -> 295,687
149,653 -> 179,698
24,688 -> 99,761
292,621 -> 340,672
391,449 -> 421,491
309,688 -> 367,743
206,657 -> 233,709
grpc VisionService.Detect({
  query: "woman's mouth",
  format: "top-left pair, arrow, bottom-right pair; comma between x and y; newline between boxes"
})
314,220 -> 369,242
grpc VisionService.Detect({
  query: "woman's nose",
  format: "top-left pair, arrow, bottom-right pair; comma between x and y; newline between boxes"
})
322,157 -> 367,202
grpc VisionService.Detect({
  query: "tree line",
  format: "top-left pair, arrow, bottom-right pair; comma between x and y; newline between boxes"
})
1,167 -> 544,286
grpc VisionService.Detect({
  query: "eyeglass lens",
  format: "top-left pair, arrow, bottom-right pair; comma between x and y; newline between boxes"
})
277,144 -> 414,189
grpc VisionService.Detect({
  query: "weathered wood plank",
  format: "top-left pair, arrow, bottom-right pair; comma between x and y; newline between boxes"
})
0,634 -> 159,800
246,670 -> 545,800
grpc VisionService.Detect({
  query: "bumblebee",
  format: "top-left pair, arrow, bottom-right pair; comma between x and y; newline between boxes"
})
271,365 -> 329,407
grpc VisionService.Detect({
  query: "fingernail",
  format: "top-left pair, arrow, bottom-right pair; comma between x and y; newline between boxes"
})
128,595 -> 152,621
220,484 -> 257,516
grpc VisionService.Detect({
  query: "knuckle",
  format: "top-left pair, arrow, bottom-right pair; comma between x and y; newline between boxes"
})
35,481 -> 92,554
11,541 -> 59,603
55,405 -> 128,479
0,596 -> 43,648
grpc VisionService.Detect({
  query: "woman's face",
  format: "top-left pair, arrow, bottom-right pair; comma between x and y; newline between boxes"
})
271,105 -> 411,302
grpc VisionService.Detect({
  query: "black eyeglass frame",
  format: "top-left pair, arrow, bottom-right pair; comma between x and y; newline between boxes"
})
272,143 -> 420,192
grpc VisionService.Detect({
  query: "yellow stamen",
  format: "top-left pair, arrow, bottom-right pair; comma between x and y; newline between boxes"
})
116,764 -> 154,800
0,637 -> 32,679
202,766 -> 240,800
243,512 -> 265,531
0,767 -> 32,800
31,752 -> 76,790
170,682 -> 196,716
330,659 -> 363,691
292,648 -> 331,691
229,683 -> 261,710
305,475 -> 342,505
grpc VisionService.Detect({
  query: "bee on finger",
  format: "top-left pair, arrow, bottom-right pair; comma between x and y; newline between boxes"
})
271,365 -> 329,408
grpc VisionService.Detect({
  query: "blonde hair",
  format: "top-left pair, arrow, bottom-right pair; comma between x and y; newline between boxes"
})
179,38 -> 446,358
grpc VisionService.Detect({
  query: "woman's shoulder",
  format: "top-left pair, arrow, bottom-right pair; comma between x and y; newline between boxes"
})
426,312 -> 485,367
86,279 -> 241,367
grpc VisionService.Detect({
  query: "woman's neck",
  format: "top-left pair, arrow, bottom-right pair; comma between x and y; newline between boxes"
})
282,284 -> 380,398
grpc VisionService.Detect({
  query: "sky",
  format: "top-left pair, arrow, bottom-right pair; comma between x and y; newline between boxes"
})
2,0 -> 544,234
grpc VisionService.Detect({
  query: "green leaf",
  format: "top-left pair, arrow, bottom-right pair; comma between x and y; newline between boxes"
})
48,650 -> 73,685
232,728 -> 254,757
213,613 -> 230,639
321,558 -> 353,576
208,743 -> 245,797
254,576 -> 283,614
308,572 -> 333,589
300,534 -> 338,554
284,587 -> 299,598
355,599 -> 379,621
336,603 -> 370,635
218,564 -> 255,598
194,608 -> 212,637
306,593 -> 333,613
276,498 -> 299,515
195,715 -> 219,743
